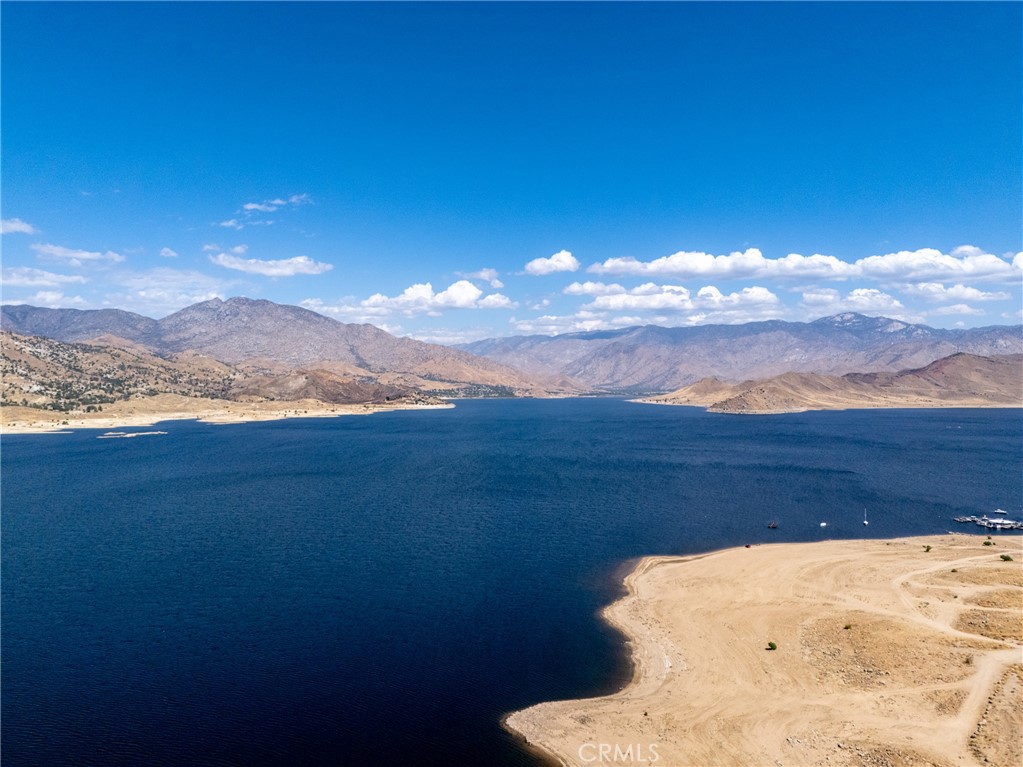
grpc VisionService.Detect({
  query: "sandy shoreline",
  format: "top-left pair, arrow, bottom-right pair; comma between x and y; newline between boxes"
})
506,534 -> 1023,767
0,394 -> 454,435
633,397 -> 1022,415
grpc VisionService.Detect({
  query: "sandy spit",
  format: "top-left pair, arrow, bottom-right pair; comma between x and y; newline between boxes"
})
0,394 -> 453,435
506,534 -> 1023,767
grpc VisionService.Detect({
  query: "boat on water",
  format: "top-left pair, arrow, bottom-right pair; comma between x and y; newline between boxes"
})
767,521 -> 778,529
991,508 -> 1008,515
952,511 -> 1023,531
984,517 -> 1022,530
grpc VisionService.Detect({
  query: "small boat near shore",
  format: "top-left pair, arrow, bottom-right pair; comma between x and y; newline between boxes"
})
767,521 -> 778,529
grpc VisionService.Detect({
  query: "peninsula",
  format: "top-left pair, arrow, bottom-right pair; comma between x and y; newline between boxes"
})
638,353 -> 1023,414
507,534 -> 1023,767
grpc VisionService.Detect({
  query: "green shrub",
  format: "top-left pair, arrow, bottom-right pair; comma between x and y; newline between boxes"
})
983,541 -> 993,546
1000,554 -> 1013,562
923,545 -> 932,552
843,624 -> 852,630
766,642 -> 777,651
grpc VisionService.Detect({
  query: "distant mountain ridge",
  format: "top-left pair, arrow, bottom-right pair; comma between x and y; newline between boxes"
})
459,313 -> 1023,392
1,298 -> 578,396
642,352 -> 1023,413
5,302 -> 1021,397
0,304 -> 159,343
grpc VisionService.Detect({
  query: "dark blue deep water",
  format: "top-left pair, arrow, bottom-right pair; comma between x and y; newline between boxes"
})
3,399 -> 1021,765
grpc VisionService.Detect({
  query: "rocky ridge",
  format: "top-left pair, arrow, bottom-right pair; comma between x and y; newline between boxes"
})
461,313 -> 1023,392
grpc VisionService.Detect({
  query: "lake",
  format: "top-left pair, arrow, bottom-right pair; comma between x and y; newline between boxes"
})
2,399 -> 1020,765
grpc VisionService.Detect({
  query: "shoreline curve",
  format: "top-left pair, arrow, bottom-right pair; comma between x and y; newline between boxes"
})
505,534 -> 1023,767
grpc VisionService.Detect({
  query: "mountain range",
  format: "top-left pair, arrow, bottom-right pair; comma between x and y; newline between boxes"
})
643,352 -> 1023,413
3,301 -> 1021,408
460,313 -> 1023,392
1,298 -> 577,397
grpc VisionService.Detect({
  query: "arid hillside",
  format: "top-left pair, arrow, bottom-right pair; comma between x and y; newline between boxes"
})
0,331 -> 423,413
643,352 -> 1023,413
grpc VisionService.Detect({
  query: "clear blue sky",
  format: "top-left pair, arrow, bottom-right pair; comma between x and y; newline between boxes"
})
2,2 -> 1020,342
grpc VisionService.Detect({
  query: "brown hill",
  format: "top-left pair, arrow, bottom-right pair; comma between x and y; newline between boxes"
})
644,353 -> 1023,413
230,369 -> 412,405
0,331 -> 423,413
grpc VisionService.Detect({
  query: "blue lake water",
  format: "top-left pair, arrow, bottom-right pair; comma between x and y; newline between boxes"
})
2,399 -> 1021,765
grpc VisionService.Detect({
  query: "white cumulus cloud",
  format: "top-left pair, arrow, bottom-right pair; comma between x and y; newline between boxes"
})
589,284 -> 693,312
589,245 -> 1021,284
362,280 -> 516,314
1,267 -> 88,287
510,311 -> 612,335
298,297 -> 387,324
102,268 -> 230,316
510,289 -> 787,333
460,268 -> 505,288
801,287 -> 907,315
31,243 -> 124,266
209,252 -> 333,277
856,245 -> 1017,282
1,218 -> 39,235
159,247 -> 178,258
363,280 -> 481,312
899,282 -> 1011,302
524,250 -> 580,275
202,243 -> 248,254
577,282 -> 782,323
590,248 -> 779,279
303,280 -> 516,321
2,290 -> 87,308
927,303 -> 985,317
584,282 -> 779,313
695,285 -> 779,308
478,293 -> 516,309
563,281 -> 626,296
588,248 -> 857,280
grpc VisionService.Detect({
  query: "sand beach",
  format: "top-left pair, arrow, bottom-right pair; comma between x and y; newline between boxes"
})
507,534 -> 1023,767
0,393 -> 453,434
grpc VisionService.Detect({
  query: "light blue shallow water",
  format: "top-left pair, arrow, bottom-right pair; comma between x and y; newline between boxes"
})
2,399 -> 1020,765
